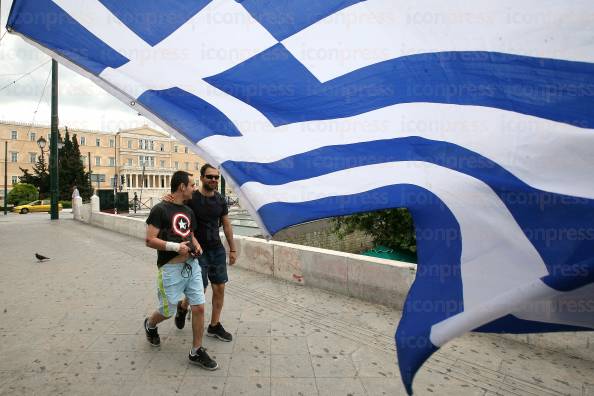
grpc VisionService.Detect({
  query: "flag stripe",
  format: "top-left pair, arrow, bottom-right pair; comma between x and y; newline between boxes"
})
206,45 -> 594,129
200,102 -> 594,200
238,0 -> 362,41
98,0 -> 211,46
7,0 -> 129,75
54,0 -> 151,57
283,0 -> 594,82
137,87 -> 242,141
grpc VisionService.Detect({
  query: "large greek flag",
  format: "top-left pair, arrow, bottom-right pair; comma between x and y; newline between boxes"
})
8,1 -> 594,393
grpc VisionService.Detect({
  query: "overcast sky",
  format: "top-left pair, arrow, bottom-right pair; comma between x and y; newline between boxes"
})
0,0 -> 160,132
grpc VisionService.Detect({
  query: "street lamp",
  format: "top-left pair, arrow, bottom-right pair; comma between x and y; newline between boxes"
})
36,136 -> 64,201
37,136 -> 47,163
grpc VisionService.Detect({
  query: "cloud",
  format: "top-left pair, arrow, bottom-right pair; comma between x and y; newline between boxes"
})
0,0 -> 160,132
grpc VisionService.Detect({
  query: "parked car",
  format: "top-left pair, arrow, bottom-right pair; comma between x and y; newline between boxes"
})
12,200 -> 63,214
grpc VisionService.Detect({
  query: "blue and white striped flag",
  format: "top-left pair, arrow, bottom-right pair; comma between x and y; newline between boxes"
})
8,1 -> 594,393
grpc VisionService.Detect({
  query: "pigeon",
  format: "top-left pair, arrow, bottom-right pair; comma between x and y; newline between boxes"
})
35,253 -> 51,262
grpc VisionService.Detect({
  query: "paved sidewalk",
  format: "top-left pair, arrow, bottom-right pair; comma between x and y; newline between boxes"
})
0,214 -> 592,395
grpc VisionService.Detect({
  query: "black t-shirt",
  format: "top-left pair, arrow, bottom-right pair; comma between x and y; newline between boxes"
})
186,190 -> 228,251
146,201 -> 197,267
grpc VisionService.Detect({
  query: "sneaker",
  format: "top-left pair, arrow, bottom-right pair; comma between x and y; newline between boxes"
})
207,322 -> 233,342
175,302 -> 188,330
188,347 -> 218,370
144,317 -> 160,347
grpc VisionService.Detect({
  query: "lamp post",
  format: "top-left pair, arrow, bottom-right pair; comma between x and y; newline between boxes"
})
36,136 -> 47,164
50,59 -> 59,220
37,136 -> 48,199
113,132 -> 118,214
3,141 -> 7,216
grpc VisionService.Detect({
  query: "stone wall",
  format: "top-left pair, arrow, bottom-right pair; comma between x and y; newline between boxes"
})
272,219 -> 374,254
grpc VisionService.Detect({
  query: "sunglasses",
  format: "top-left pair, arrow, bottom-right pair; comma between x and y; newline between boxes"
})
204,175 -> 220,180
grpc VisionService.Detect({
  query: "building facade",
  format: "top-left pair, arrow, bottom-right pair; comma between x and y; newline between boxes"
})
0,121 -> 208,205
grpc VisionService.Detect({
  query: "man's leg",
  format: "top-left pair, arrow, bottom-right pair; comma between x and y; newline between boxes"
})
148,311 -> 168,328
206,247 -> 232,341
145,264 -> 181,346
210,283 -> 225,326
185,258 -> 218,370
191,304 -> 205,348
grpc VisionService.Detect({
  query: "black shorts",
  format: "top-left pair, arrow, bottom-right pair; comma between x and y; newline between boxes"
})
198,245 -> 228,288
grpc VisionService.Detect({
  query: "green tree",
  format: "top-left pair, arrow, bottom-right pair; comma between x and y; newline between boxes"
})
7,183 -> 39,205
57,129 -> 92,200
70,133 -> 92,200
19,154 -> 49,199
333,208 -> 417,253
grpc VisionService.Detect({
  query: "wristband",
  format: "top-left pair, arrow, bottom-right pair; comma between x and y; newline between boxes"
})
230,250 -> 236,252
165,242 -> 181,252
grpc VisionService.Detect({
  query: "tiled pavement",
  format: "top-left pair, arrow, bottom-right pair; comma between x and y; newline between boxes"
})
0,213 -> 592,395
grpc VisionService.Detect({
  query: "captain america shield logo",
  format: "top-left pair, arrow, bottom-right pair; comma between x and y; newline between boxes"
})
172,213 -> 191,238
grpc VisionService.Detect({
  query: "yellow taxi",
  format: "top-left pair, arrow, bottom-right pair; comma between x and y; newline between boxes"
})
12,199 -> 63,214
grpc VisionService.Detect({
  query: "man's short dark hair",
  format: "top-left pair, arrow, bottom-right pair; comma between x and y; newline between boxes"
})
171,170 -> 193,193
200,163 -> 217,177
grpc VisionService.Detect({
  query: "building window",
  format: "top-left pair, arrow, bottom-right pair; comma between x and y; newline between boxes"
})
29,153 -> 36,163
174,146 -> 178,153
160,160 -> 165,168
30,132 -> 36,142
10,152 -> 18,162
109,139 -> 114,148
80,156 -> 86,164
174,161 -> 179,169
128,140 -> 132,149
95,157 -> 101,166
150,141 -> 154,151
128,158 -> 133,166
160,144 -> 164,152
185,162 -> 189,170
184,147 -> 188,154
109,157 -> 115,166
11,131 -> 17,140
139,155 -> 155,167
80,136 -> 86,146
12,176 -> 18,185
96,138 -> 101,147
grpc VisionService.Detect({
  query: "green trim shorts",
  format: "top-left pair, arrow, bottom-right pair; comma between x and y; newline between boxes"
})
156,258 -> 205,317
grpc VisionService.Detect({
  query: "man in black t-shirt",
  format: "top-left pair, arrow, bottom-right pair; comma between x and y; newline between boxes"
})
170,164 -> 237,342
144,171 -> 218,370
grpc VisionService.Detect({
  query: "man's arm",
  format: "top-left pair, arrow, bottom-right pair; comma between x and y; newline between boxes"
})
191,233 -> 203,256
146,224 -> 191,255
221,215 -> 237,265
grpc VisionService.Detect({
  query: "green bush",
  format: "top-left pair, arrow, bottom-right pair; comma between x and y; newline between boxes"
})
59,200 -> 72,209
7,183 -> 39,206
333,208 -> 416,254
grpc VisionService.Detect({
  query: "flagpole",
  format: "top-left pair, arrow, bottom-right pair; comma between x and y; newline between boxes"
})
49,59 -> 59,219
3,141 -> 7,215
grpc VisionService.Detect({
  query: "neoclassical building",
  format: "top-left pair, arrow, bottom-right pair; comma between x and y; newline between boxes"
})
0,120 -> 208,205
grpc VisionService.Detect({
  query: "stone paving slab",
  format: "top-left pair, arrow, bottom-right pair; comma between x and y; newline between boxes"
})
0,213 -> 592,395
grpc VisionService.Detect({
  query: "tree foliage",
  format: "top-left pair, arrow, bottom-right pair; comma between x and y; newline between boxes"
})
333,208 -> 417,253
19,154 -> 49,198
7,183 -> 39,205
19,129 -> 92,201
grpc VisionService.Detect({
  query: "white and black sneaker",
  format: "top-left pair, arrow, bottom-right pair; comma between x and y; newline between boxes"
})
144,317 -> 160,347
207,322 -> 233,342
189,347 -> 218,370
